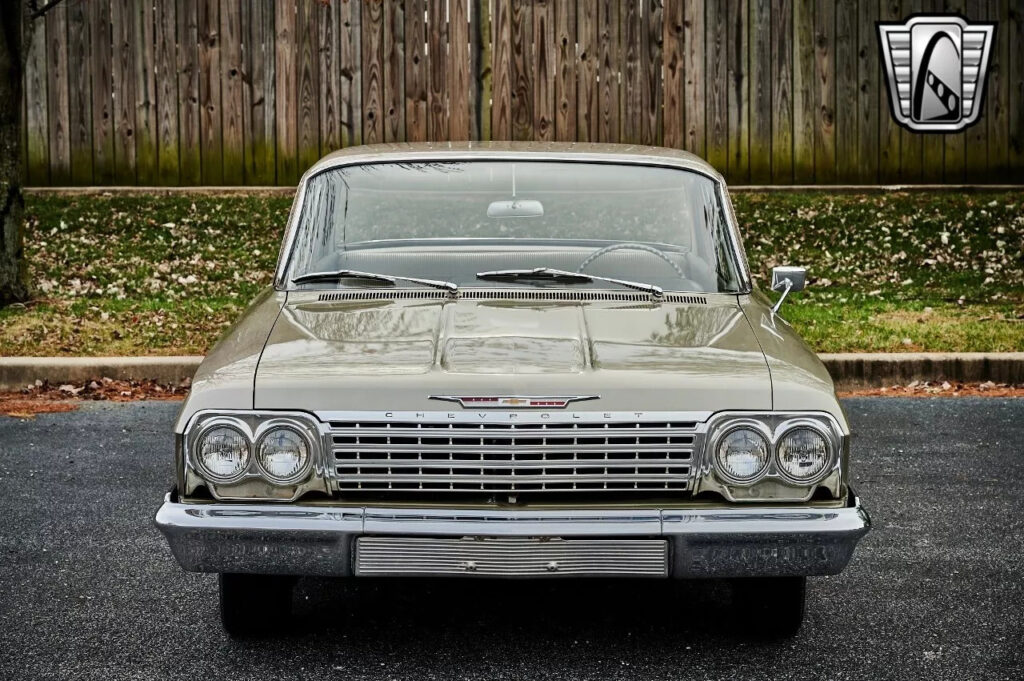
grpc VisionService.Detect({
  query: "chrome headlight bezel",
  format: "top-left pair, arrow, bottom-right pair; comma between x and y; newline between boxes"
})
772,419 -> 836,485
699,411 -> 845,502
181,410 -> 331,501
711,420 -> 773,485
254,421 -> 315,485
191,418 -> 252,484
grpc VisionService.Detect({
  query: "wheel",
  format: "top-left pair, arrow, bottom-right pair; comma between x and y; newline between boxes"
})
576,242 -> 685,277
730,576 -> 807,638
219,573 -> 296,637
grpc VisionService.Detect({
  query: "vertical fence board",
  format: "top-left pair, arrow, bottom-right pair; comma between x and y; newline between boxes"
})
24,15 -> 49,185
242,0 -> 275,184
727,0 -> 749,181
878,0 -> 901,181
1010,0 -> 1024,178
620,0 -> 641,144
67,0 -> 93,185
47,4 -> 71,184
770,0 -> 793,182
554,0 -> 577,141
134,0 -> 158,184
450,0 -> 472,140
198,0 -> 222,183
383,0 -> 404,142
596,0 -> 619,142
576,0 -> 598,141
684,0 -> 705,154
792,0 -> 814,181
511,0 -> 534,140
318,0 -> 340,153
492,0 -> 512,139
470,0 -> 488,139
156,0 -> 180,184
111,0 -> 137,184
663,0 -> 684,148
297,0 -> 320,164
856,0 -> 880,183
177,0 -> 201,184
834,0 -> 857,181
985,0 -> 1009,180
276,0 -> 298,180
533,0 -> 556,141
643,0 -> 663,146
813,0 -> 834,182
749,0 -> 771,181
705,0 -> 728,168
427,0 -> 448,141
340,0 -> 362,147
360,0 -> 383,145
405,0 -> 427,142
220,0 -> 244,182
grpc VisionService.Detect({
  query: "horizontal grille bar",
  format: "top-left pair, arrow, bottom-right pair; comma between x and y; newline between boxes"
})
355,537 -> 669,577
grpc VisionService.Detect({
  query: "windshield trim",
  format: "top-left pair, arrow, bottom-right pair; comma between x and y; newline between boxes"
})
275,155 -> 752,294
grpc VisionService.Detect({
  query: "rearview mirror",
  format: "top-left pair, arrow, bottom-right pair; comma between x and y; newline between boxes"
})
487,199 -> 544,218
770,266 -> 806,312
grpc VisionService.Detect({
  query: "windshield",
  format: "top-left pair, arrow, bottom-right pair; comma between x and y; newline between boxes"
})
285,160 -> 744,293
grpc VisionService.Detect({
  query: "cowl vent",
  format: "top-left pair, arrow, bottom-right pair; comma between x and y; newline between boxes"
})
316,289 -> 708,304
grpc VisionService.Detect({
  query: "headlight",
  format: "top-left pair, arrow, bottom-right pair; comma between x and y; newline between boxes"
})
196,425 -> 250,482
776,427 -> 830,482
256,426 -> 312,484
714,427 -> 770,483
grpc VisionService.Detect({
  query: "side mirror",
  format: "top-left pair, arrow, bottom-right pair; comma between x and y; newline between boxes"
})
770,266 -> 806,313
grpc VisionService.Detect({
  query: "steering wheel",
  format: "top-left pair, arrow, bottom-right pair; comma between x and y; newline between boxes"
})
576,242 -> 686,278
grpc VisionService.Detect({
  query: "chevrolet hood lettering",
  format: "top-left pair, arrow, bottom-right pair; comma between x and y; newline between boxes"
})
428,395 -> 599,409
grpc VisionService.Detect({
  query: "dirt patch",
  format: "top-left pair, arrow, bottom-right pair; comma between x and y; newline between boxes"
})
0,377 -> 189,419
839,380 -> 1024,398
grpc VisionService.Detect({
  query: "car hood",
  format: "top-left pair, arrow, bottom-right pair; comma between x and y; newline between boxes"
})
253,293 -> 773,413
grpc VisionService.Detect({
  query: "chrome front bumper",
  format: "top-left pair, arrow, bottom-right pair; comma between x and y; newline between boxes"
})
154,492 -> 870,579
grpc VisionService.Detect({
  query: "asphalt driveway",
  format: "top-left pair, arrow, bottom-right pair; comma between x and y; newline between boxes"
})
1,398 -> 1021,680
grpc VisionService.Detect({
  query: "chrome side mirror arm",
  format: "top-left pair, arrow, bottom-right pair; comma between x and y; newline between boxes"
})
770,266 -> 806,313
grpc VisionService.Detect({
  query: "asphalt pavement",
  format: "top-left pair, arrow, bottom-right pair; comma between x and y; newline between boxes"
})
1,398 -> 1022,680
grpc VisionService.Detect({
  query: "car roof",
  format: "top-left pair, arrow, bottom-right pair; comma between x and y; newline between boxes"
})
304,141 -> 725,183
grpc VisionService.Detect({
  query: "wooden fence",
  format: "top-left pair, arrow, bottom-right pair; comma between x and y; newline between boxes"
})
21,0 -> 1024,186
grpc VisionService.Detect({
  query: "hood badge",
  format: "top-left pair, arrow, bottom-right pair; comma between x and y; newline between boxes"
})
428,395 -> 600,409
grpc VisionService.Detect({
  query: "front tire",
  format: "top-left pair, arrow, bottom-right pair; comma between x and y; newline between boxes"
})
219,573 -> 295,637
730,576 -> 807,637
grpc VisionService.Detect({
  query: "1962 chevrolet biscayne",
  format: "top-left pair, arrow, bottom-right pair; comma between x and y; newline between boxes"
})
155,142 -> 870,637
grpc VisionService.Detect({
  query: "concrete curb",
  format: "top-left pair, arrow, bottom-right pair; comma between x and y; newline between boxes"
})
820,352 -> 1024,390
0,356 -> 202,391
2,353 -> 1023,392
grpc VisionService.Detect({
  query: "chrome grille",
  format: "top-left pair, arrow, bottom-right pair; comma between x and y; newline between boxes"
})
331,418 -> 696,494
355,537 -> 669,577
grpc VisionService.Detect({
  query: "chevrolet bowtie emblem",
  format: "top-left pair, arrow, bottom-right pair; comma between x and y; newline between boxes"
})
428,395 -> 600,409
877,14 -> 995,132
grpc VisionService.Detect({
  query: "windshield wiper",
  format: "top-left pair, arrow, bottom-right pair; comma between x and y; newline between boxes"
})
292,269 -> 459,294
475,267 -> 663,298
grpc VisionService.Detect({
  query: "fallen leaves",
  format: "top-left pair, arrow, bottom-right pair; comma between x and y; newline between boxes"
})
0,378 -> 190,419
839,380 -> 1024,398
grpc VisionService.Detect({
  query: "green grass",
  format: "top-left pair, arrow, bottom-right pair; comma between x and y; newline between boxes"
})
1,190 -> 1021,356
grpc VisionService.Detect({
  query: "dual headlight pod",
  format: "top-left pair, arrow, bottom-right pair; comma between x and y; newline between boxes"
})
191,416 -> 317,486
712,418 -> 835,486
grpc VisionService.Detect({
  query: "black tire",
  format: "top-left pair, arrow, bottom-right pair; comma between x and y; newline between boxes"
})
730,576 -> 807,638
219,573 -> 296,638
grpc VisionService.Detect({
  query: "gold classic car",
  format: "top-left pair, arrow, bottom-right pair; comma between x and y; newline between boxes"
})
155,142 -> 870,637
